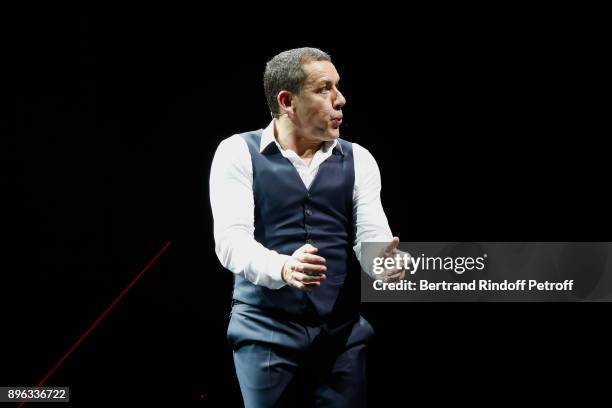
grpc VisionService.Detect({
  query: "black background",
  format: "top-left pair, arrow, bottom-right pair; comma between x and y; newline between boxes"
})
4,1 -> 608,406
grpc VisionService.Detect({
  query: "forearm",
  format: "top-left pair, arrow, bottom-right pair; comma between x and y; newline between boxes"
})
214,227 -> 290,289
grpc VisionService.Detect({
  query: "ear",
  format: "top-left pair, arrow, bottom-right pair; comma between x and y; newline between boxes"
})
277,90 -> 295,117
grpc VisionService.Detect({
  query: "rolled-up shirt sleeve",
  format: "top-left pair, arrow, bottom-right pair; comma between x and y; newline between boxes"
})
352,143 -> 394,278
209,135 -> 290,289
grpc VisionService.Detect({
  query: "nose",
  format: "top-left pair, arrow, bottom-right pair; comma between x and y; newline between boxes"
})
333,88 -> 346,110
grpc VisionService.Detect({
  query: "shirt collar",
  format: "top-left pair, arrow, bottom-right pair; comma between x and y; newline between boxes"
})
259,120 -> 344,156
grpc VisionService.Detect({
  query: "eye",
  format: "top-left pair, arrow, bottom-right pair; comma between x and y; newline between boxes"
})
319,84 -> 332,93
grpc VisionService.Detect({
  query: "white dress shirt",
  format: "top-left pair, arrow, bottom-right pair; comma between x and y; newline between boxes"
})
209,120 -> 393,289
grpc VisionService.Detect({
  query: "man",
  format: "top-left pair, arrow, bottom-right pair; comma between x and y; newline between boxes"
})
210,47 -> 404,407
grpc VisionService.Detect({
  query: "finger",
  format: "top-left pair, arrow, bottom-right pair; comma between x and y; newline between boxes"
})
386,271 -> 404,280
386,266 -> 404,276
303,281 -> 321,288
294,279 -> 317,292
295,270 -> 326,282
298,253 -> 326,265
293,271 -> 326,283
385,272 -> 402,279
291,262 -> 324,274
384,237 -> 400,255
301,263 -> 327,275
291,280 -> 310,291
384,270 -> 405,282
383,266 -> 403,277
302,245 -> 318,254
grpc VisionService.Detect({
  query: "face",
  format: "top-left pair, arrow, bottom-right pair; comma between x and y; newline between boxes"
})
291,60 -> 346,141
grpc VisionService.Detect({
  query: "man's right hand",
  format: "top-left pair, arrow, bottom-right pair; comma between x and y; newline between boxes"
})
282,244 -> 327,291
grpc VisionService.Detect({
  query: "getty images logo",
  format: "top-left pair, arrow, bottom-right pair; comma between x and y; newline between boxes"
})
372,253 -> 488,275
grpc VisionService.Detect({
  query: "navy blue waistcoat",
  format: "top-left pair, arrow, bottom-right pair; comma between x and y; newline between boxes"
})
232,129 -> 361,322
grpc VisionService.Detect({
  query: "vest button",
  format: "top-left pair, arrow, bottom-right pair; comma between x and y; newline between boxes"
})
306,238 -> 315,245
305,209 -> 313,216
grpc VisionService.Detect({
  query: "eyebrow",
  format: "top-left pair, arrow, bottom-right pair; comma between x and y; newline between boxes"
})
314,77 -> 341,86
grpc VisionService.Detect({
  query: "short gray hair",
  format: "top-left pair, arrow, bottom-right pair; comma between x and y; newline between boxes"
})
263,47 -> 331,118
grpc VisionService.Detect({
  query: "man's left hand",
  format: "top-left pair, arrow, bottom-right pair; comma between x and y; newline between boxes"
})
378,236 -> 408,283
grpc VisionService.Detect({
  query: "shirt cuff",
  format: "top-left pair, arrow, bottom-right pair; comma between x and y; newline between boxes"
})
267,253 -> 291,289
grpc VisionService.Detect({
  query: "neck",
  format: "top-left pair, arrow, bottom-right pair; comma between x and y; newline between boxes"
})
274,117 -> 325,158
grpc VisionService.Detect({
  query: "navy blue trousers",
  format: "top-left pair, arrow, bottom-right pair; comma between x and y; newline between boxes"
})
227,301 -> 374,407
